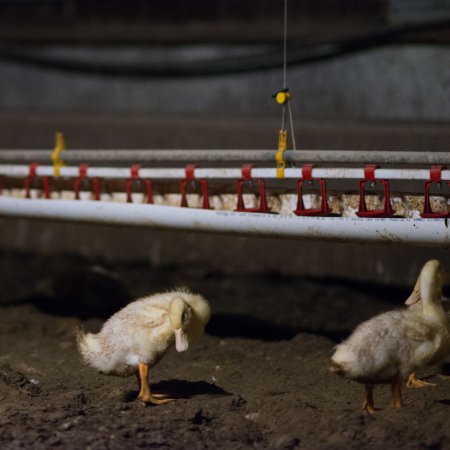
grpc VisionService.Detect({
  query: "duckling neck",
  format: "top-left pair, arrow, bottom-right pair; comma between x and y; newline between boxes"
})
420,278 -> 445,321
422,300 -> 446,323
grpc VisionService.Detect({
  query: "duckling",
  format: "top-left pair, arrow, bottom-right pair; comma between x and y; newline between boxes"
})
404,272 -> 450,388
330,259 -> 450,413
77,289 -> 210,404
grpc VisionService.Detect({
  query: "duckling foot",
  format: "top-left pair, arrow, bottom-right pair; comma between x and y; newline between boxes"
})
137,362 -> 174,405
406,373 -> 436,388
362,401 -> 380,414
362,384 -> 380,414
138,392 -> 174,405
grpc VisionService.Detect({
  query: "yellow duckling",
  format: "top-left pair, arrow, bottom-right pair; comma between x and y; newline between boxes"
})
404,271 -> 450,388
77,289 -> 211,404
330,259 -> 450,413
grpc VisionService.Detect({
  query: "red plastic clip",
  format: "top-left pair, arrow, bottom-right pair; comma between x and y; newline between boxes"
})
421,165 -> 449,218
235,164 -> 268,213
294,164 -> 330,216
356,164 -> 393,217
24,162 -> 51,199
125,164 -> 153,204
180,164 -> 210,209
74,164 -> 101,201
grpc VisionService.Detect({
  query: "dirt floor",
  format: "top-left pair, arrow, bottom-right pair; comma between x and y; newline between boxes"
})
1,250 -> 450,450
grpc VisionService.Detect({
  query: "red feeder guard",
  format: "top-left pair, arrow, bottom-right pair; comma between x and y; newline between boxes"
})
180,164 -> 210,209
294,164 -> 330,216
356,164 -> 393,218
24,162 -> 51,199
421,165 -> 449,218
125,164 -> 153,204
74,164 -> 101,201
235,164 -> 269,213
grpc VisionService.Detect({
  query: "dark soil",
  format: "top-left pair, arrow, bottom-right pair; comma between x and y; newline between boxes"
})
1,250 -> 450,450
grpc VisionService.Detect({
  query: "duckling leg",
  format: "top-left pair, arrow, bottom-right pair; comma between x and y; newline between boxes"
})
406,373 -> 437,388
362,384 -> 380,414
135,372 -> 141,390
137,363 -> 174,405
391,374 -> 403,408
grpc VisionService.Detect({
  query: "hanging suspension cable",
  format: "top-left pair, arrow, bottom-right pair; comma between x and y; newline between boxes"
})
284,0 -> 296,151
275,0 -> 296,178
288,101 -> 296,151
282,0 -> 288,91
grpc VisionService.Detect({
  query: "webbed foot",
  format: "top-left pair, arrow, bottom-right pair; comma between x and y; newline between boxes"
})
137,392 -> 174,405
406,373 -> 436,388
362,401 -> 381,414
137,362 -> 175,405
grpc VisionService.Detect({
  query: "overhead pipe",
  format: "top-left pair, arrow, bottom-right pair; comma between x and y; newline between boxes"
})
0,18 -> 449,77
0,197 -> 448,248
0,150 -> 450,165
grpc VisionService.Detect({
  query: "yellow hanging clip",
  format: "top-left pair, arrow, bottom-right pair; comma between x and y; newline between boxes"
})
51,131 -> 66,177
275,89 -> 290,105
276,130 -> 288,178
273,88 -> 293,178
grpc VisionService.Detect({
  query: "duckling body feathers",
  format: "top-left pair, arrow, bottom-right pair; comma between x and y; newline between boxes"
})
331,260 -> 450,413
77,289 -> 210,377
331,307 -> 450,384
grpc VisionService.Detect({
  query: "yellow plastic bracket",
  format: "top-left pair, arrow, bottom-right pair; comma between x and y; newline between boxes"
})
276,130 -> 288,178
275,90 -> 291,105
51,131 -> 66,177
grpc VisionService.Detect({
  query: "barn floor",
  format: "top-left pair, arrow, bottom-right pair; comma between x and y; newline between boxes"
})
0,250 -> 450,450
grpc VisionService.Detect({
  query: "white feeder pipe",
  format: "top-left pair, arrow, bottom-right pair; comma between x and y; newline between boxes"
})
0,165 -> 449,181
0,197 -> 449,248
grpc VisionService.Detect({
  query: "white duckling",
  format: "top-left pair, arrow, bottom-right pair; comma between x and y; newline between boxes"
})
77,289 -> 211,404
404,271 -> 450,388
330,259 -> 450,413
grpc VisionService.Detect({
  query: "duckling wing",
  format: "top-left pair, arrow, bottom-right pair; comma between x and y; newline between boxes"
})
140,304 -> 169,329
397,314 -> 449,369
396,316 -> 435,343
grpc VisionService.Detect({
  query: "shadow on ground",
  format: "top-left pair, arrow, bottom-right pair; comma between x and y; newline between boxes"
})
122,380 -> 230,403
207,313 -> 346,342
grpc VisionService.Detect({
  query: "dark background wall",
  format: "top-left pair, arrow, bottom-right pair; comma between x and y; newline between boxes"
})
0,0 -> 449,284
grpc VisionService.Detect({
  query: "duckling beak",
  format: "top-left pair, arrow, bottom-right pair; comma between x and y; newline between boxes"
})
405,289 -> 420,305
405,279 -> 420,305
175,328 -> 189,352
405,265 -> 450,305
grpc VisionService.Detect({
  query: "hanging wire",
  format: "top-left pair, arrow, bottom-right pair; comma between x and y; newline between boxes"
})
281,106 -> 286,131
282,0 -> 287,90
288,101 -> 296,151
281,0 -> 296,151
280,0 -> 288,134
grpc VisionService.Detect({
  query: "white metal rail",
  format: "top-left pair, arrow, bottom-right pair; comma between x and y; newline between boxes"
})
0,149 -> 449,248
0,164 -> 449,181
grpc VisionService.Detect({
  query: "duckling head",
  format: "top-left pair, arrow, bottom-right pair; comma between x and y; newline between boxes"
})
168,291 -> 211,352
169,297 -> 192,352
405,259 -> 449,314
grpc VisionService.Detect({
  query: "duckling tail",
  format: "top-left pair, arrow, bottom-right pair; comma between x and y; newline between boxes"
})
76,328 -> 103,367
330,344 -> 353,376
329,360 -> 345,375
